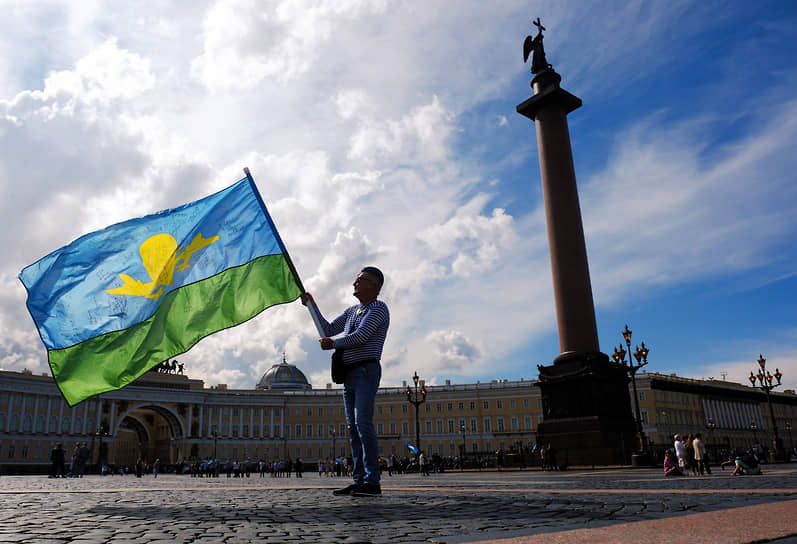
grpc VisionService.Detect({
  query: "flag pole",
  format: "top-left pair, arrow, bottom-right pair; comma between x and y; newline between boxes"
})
243,167 -> 326,337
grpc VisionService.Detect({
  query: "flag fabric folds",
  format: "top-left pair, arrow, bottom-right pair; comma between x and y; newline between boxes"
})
19,173 -> 302,406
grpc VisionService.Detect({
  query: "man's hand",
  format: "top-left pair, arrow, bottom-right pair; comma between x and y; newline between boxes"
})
319,337 -> 334,350
300,293 -> 314,306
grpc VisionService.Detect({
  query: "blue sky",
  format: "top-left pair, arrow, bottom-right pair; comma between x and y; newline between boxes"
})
1,1 -> 796,394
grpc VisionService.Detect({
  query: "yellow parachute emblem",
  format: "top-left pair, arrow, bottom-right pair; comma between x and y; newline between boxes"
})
106,232 -> 219,300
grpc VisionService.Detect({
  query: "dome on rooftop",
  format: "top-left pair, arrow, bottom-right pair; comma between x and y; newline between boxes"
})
256,355 -> 311,390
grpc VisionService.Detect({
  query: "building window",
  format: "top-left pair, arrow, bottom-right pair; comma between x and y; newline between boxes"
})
263,424 -> 270,436
306,424 -> 313,437
402,422 -> 409,434
436,403 -> 442,413
318,407 -> 324,417
377,406 -> 383,415
447,403 -> 453,411
425,404 -> 431,413
402,405 -> 408,414
524,399 -> 530,409
639,392 -> 646,401
243,424 -> 249,437
436,420 -> 444,433
483,418 -> 491,432
470,401 -> 475,410
470,418 -> 477,432
510,399 -> 516,409
640,408 -> 649,425
483,401 -> 489,410
497,417 -> 505,431
524,415 -> 533,430
448,419 -> 455,433
377,423 -> 384,434
295,424 -> 302,437
232,425 -> 239,437
389,405 -> 394,414
425,421 -> 432,433
458,402 -> 464,410
497,400 -> 503,409
511,416 -> 518,431
390,422 -> 396,433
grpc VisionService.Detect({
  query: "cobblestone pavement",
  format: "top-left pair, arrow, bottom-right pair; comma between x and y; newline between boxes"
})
0,465 -> 795,544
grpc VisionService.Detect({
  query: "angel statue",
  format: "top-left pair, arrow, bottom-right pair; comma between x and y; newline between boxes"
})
523,18 -> 552,74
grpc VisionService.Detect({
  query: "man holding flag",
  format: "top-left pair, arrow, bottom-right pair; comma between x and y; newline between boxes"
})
302,266 -> 389,498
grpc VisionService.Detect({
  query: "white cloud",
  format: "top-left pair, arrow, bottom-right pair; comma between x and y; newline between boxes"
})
425,329 -> 483,374
2,1 -> 797,399
191,0 -> 388,90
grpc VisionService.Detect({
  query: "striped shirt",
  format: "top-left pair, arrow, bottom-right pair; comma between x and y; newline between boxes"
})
320,300 -> 389,365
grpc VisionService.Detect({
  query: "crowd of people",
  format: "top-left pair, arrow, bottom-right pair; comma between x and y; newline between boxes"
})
664,433 -> 770,477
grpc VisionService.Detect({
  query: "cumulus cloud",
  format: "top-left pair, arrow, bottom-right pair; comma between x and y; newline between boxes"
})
2,2 -> 797,397
425,329 -> 483,374
191,0 -> 388,89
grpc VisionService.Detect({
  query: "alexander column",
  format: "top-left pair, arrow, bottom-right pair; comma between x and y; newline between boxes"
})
517,19 -> 636,466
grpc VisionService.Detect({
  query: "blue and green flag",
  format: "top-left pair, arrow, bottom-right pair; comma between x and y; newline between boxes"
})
19,171 -> 303,406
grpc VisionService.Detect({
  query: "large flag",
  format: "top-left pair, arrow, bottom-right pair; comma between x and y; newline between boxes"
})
19,170 -> 303,406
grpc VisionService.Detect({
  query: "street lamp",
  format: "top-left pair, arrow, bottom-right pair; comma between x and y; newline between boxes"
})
212,424 -> 218,460
94,423 -> 108,473
748,354 -> 785,460
460,423 -> 466,472
405,371 -> 427,459
706,418 -> 716,460
612,324 -> 651,465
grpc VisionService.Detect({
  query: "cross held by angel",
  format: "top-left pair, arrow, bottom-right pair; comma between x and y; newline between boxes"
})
523,17 -> 552,74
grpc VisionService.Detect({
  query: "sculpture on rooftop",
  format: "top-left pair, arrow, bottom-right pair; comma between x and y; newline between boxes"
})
523,17 -> 552,74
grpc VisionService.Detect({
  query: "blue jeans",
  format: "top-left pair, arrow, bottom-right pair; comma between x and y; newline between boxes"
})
343,361 -> 381,484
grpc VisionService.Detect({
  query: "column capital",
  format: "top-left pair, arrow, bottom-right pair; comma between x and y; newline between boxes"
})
517,70 -> 582,121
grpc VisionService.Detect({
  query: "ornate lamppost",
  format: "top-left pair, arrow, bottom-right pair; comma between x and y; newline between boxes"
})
405,372 -> 427,459
212,424 -> 219,460
706,418 -> 716,460
94,423 -> 108,473
748,354 -> 785,459
612,324 -> 651,465
750,422 -> 758,444
460,423 -> 466,472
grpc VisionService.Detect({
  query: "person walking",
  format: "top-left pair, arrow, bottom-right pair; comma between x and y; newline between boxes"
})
50,443 -> 65,478
692,434 -> 706,475
302,266 -> 390,498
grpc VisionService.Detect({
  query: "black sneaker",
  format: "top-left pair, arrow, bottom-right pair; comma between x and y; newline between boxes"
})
351,483 -> 381,497
332,484 -> 360,496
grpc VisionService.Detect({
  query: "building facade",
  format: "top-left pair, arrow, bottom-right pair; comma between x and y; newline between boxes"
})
1,360 -> 795,473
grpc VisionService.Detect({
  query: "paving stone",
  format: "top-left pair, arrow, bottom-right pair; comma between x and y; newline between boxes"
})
0,467 -> 795,544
